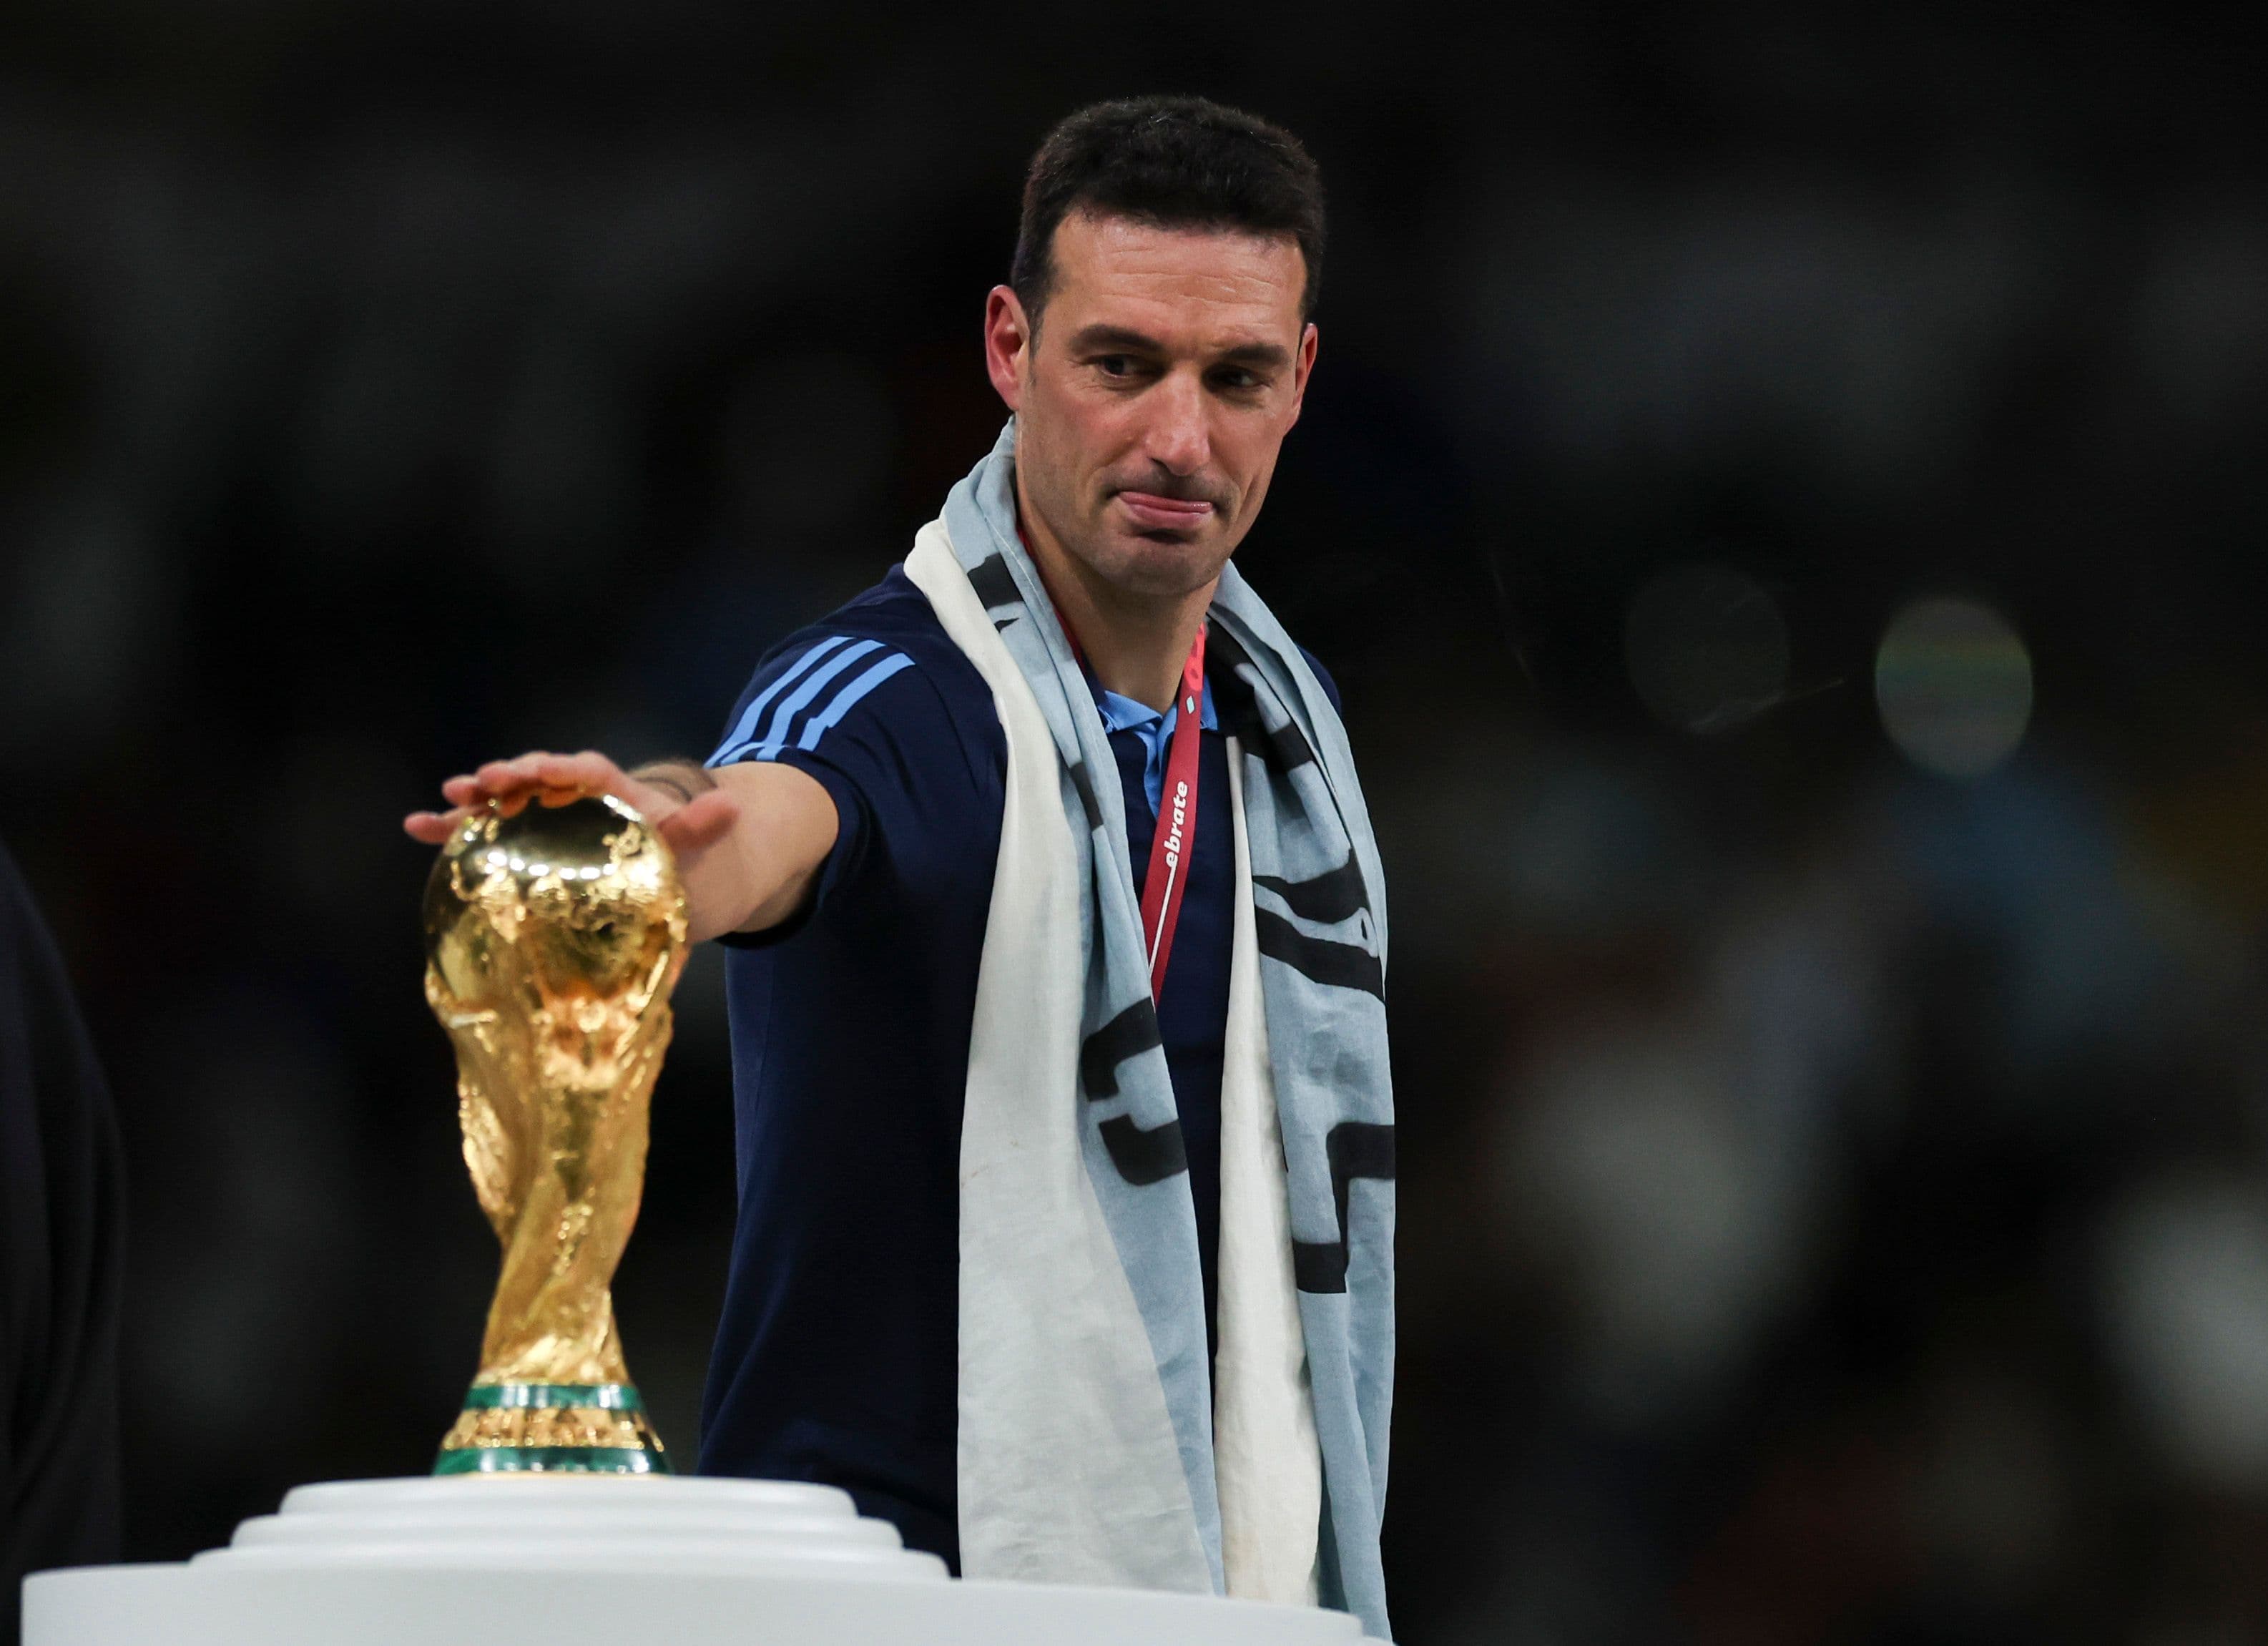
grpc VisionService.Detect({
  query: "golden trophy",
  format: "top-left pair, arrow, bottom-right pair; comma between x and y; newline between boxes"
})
421,793 -> 687,1474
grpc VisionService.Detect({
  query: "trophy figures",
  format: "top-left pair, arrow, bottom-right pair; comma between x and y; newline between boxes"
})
421,793 -> 687,1474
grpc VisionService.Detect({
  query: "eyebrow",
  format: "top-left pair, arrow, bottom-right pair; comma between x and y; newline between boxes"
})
1213,341 -> 1293,371
1066,324 -> 1292,372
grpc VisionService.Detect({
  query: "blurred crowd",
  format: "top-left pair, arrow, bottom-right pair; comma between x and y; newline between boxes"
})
4,4 -> 2267,1642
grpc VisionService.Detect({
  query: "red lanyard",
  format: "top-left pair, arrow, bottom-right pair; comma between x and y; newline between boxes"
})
1138,625 -> 1207,999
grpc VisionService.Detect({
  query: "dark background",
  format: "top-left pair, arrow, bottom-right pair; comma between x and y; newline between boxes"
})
7,4 -> 2268,1642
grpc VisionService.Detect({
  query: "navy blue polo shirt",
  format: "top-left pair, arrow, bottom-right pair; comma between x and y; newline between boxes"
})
694,564 -> 1336,1572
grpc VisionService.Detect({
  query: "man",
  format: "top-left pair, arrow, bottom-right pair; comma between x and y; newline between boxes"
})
406,97 -> 1395,1638
1,841 -> 124,1646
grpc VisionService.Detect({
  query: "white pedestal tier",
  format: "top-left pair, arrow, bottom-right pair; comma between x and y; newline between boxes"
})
24,1476 -> 1363,1645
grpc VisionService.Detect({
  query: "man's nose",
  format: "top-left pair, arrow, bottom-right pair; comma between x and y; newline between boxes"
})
1142,370 -> 1211,476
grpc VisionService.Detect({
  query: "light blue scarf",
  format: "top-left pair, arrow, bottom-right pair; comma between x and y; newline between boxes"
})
918,424 -> 1395,1638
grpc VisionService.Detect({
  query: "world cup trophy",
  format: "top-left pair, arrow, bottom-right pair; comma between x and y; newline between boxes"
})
421,793 -> 687,1474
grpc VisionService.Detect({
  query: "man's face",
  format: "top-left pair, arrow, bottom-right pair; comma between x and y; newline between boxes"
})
984,211 -> 1317,600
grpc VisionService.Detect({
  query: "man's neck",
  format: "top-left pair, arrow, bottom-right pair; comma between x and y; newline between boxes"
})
1016,490 -> 1214,714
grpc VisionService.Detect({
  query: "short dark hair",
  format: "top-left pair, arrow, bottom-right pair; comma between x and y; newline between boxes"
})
1011,96 -> 1326,326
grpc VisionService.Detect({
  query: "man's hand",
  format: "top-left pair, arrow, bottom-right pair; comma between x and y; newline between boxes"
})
403,750 -> 837,941
403,750 -> 732,853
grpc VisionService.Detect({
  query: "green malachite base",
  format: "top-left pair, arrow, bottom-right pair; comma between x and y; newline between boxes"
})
434,1445 -> 666,1475
433,1380 -> 672,1476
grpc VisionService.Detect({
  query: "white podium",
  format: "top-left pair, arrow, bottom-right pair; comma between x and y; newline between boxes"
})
24,1476 -> 1362,1645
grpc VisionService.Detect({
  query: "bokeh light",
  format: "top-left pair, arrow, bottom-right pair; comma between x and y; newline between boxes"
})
1624,564 -> 1790,735
1875,596 -> 2033,777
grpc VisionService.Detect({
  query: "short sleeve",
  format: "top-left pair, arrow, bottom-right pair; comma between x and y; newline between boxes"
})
705,632 -> 936,944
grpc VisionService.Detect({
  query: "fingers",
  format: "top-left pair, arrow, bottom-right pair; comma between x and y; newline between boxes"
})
473,750 -> 627,803
414,750 -> 705,852
428,750 -> 633,816
403,803 -> 493,843
656,788 -> 738,854
403,810 -> 461,844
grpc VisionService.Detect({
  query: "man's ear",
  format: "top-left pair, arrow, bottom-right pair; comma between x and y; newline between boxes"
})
983,286 -> 1031,411
1286,321 -> 1320,429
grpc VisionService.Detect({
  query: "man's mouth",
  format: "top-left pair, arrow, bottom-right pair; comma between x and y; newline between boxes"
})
1114,491 -> 1217,533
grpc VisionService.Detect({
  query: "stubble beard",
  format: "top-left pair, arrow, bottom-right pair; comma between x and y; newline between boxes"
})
1076,523 -> 1232,602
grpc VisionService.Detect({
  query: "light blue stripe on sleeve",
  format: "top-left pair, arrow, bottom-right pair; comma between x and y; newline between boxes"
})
747,639 -> 883,760
707,636 -> 851,766
795,652 -> 914,751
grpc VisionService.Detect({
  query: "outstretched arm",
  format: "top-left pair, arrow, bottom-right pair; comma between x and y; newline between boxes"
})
403,751 -> 837,943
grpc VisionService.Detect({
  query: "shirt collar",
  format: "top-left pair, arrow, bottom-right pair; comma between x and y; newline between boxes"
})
1092,675 -> 1219,819
1093,675 -> 1219,738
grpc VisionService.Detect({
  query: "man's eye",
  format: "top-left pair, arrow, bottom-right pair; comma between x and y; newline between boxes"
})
1097,355 -> 1135,377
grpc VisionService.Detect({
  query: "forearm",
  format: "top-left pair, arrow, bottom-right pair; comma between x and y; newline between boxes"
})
632,759 -> 838,943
